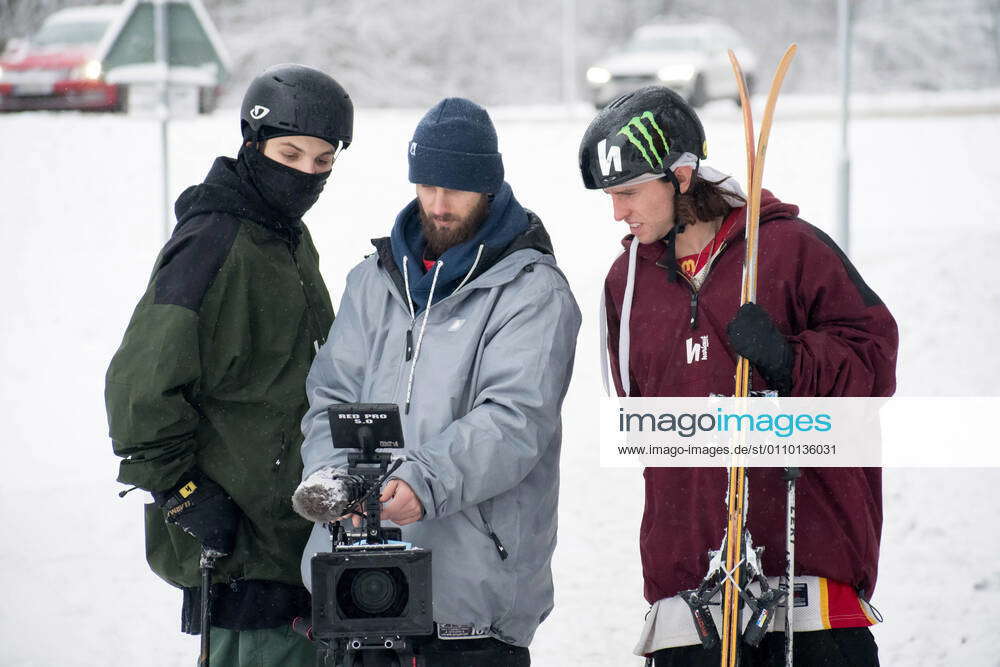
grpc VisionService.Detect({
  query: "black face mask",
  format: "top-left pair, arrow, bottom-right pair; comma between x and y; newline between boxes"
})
239,144 -> 331,220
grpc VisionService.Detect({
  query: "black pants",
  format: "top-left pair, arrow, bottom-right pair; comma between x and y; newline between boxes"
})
322,635 -> 530,667
651,628 -> 878,667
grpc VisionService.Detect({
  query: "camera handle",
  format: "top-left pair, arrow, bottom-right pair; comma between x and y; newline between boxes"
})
325,434 -> 404,547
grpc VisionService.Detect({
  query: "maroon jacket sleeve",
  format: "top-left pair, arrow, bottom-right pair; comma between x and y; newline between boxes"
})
785,224 -> 899,397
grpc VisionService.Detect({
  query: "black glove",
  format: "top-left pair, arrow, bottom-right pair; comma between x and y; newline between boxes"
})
726,302 -> 795,395
152,469 -> 241,555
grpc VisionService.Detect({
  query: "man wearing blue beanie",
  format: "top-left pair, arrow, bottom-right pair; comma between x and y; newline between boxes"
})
294,98 -> 582,665
408,97 -> 505,194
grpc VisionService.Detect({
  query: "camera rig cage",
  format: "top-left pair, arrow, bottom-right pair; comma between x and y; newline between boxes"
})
309,403 -> 433,666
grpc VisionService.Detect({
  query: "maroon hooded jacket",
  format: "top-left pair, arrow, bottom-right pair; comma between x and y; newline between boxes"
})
604,190 -> 898,605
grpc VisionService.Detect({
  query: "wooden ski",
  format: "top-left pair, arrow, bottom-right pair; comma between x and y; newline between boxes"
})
721,43 -> 797,667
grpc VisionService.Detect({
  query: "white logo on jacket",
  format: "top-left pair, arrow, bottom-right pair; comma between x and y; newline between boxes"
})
685,335 -> 709,364
597,139 -> 622,176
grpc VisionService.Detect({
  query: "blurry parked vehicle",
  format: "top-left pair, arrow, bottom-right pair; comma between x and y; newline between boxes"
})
585,22 -> 757,109
0,6 -> 125,112
0,0 -> 230,114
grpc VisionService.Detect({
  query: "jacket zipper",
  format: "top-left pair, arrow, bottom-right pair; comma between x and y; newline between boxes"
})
272,433 -> 287,474
270,433 -> 290,517
286,242 -> 325,352
482,518 -> 509,561
666,240 -> 729,331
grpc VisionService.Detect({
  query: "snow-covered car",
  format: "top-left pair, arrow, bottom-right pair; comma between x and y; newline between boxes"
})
0,5 -> 125,112
585,22 -> 758,109
0,1 -> 229,114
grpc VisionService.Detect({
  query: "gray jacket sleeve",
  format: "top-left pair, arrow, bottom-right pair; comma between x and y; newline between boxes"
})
392,271 -> 581,520
300,269 -> 368,480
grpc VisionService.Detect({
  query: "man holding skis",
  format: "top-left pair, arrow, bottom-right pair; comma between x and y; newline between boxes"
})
293,97 -> 581,665
105,64 -> 352,665
579,86 -> 898,665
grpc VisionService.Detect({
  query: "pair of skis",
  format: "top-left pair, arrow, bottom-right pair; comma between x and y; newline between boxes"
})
681,44 -> 798,667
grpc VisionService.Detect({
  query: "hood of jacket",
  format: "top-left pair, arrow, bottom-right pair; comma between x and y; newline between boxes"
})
173,153 -> 304,246
386,182 -> 537,312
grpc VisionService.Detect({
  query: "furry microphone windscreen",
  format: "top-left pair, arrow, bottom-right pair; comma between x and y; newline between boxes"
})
291,466 -> 366,523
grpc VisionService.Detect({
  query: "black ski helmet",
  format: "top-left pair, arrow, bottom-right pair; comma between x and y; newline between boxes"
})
578,86 -> 707,190
240,63 -> 353,150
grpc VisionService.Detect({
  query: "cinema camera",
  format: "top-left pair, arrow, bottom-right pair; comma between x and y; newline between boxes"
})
307,403 -> 433,666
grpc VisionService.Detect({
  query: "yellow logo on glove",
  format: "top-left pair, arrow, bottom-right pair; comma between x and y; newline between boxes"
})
179,481 -> 198,498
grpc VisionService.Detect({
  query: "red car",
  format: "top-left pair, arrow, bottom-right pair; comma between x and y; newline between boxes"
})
0,5 -> 125,112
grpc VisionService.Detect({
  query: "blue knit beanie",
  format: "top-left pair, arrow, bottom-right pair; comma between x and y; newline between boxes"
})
408,97 -> 504,194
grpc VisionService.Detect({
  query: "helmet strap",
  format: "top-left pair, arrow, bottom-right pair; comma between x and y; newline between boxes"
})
660,224 -> 682,283
664,168 -> 682,196
665,156 -> 701,197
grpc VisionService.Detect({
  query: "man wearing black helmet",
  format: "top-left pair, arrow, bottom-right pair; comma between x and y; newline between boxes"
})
580,87 -> 897,665
105,64 -> 353,665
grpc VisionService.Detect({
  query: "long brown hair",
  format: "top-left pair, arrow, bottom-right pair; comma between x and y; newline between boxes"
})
675,175 -> 745,228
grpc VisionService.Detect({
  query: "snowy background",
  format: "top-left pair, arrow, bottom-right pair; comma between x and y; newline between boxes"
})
2,90 -> 1000,666
5,0 -> 1000,106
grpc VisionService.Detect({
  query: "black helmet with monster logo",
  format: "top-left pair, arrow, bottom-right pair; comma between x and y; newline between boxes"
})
578,86 -> 707,190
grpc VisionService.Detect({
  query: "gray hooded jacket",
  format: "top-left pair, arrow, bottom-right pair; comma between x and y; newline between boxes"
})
299,215 -> 581,647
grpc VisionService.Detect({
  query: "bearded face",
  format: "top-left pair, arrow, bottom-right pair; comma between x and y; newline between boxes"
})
416,186 -> 490,258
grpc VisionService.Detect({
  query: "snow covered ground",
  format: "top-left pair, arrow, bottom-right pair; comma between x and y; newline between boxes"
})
1,96 -> 999,666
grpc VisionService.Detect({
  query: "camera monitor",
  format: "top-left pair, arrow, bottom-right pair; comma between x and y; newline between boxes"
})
328,403 -> 405,451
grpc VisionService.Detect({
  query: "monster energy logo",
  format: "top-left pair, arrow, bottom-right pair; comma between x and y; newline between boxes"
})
617,111 -> 669,169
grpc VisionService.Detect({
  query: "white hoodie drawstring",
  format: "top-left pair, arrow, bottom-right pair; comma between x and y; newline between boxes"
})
599,286 -> 613,396
454,244 -> 485,292
404,259 -> 444,414
599,239 -> 639,397
402,255 -> 417,322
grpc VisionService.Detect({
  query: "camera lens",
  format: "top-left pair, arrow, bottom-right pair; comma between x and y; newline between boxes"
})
351,569 -> 396,614
337,567 -> 409,618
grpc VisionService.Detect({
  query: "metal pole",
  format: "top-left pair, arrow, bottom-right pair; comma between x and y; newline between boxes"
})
836,0 -> 852,254
561,0 -> 577,112
154,0 -> 171,240
783,467 -> 801,666
198,550 -> 219,667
